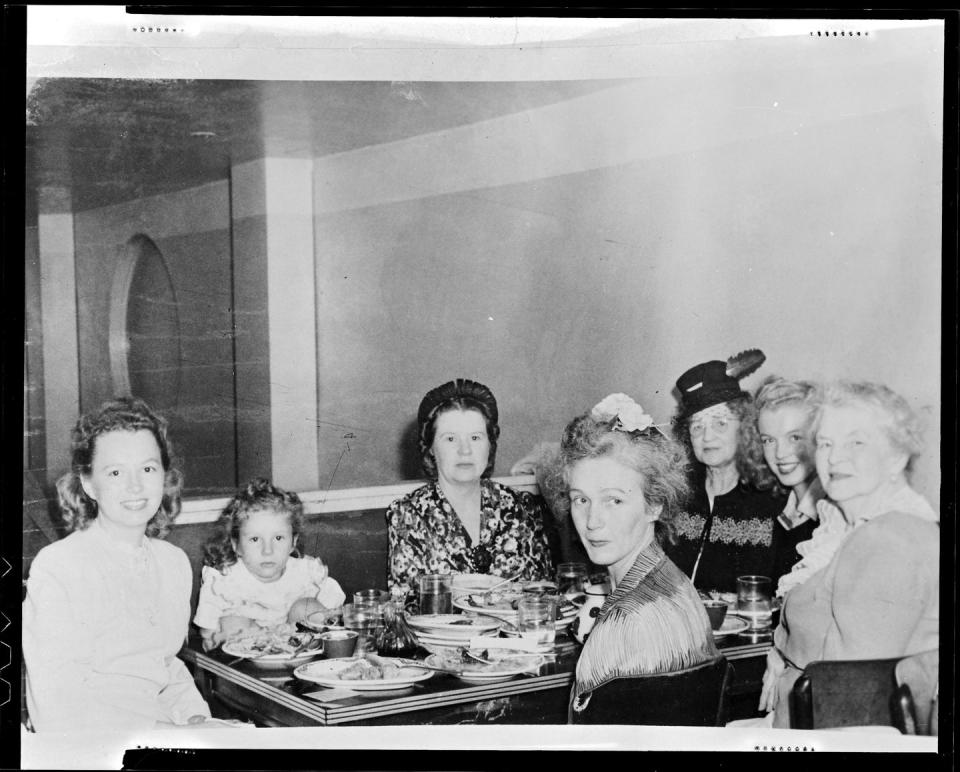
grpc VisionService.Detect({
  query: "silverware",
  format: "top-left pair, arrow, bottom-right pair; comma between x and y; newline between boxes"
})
485,573 -> 523,594
390,658 -> 464,674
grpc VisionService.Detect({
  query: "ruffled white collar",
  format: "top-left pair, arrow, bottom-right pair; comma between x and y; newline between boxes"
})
776,484 -> 937,598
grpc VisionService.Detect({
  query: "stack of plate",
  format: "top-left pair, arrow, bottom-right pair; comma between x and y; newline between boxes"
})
452,594 -> 579,630
405,613 -> 503,649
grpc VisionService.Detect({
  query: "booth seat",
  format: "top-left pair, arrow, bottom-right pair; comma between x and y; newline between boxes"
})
164,475 -> 565,614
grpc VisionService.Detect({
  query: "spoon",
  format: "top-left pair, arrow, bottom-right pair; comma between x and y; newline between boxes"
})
485,573 -> 523,594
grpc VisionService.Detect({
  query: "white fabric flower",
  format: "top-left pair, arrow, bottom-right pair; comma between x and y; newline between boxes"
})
591,393 -> 636,421
591,393 -> 653,432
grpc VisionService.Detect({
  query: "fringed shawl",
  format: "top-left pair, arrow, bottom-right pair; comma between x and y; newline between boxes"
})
571,541 -> 719,707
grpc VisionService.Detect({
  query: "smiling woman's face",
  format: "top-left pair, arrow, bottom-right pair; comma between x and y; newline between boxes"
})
758,403 -> 815,488
814,403 -> 907,505
80,429 -> 165,537
567,456 -> 660,582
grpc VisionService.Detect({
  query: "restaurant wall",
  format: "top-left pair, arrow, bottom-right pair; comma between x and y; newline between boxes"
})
311,48 -> 941,505
71,182 -> 238,496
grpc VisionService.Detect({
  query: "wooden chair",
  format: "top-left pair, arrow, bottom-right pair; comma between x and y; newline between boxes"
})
892,649 -> 939,735
789,657 -> 904,730
570,657 -> 734,726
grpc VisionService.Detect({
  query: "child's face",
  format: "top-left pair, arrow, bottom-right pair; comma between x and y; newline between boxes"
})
233,509 -> 297,583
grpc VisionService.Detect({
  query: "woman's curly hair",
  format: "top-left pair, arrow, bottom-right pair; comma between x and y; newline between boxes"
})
543,412 -> 692,548
813,380 -> 925,477
55,396 -> 183,538
203,478 -> 306,572
670,395 -> 779,493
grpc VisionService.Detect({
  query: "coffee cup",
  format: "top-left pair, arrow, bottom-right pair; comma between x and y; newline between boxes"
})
319,629 -> 359,659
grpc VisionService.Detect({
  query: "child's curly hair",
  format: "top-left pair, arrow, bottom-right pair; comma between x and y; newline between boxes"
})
203,478 -> 305,572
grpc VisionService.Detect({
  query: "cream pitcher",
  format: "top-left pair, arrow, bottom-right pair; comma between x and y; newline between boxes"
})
570,579 -> 610,644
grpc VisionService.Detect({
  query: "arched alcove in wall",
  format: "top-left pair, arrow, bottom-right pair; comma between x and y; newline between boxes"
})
108,233 -> 182,411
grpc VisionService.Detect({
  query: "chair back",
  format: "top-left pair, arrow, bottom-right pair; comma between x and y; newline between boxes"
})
789,657 -> 902,730
893,649 -> 939,735
570,657 -> 733,726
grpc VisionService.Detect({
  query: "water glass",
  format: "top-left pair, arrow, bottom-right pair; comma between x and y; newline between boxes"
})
522,580 -> 558,598
353,589 -> 391,607
556,562 -> 588,598
736,575 -> 772,631
517,596 -> 557,646
341,602 -> 384,654
418,573 -> 453,615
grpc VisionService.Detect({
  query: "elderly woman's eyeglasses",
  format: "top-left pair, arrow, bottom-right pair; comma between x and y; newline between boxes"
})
689,415 -> 738,437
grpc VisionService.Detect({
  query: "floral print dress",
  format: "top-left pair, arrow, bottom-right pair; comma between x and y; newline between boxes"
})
386,479 -> 554,601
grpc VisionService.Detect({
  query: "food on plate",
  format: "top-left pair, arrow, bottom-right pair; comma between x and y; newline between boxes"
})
226,626 -> 314,658
331,653 -> 424,681
466,586 -> 523,610
338,659 -> 403,681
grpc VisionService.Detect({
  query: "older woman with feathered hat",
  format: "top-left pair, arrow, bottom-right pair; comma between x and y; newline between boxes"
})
667,349 -> 789,594
386,378 -> 553,602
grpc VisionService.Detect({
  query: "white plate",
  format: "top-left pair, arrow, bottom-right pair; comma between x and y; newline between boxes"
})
222,635 -> 322,669
413,630 -> 500,648
451,573 -> 503,592
425,651 -> 544,683
452,596 -> 577,625
294,657 -> 434,690
713,615 -> 750,639
406,614 -> 502,636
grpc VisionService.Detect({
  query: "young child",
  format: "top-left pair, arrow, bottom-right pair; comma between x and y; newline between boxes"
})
194,478 -> 346,651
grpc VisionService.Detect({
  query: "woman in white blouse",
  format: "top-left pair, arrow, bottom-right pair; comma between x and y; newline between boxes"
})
22,397 -> 219,732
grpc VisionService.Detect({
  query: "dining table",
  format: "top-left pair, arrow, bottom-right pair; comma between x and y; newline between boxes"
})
179,625 -> 772,727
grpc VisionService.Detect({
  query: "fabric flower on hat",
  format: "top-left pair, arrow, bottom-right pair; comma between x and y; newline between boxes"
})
591,393 -> 654,433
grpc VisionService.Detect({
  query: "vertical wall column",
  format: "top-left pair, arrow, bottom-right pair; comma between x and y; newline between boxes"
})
231,158 -> 320,491
37,189 -> 79,483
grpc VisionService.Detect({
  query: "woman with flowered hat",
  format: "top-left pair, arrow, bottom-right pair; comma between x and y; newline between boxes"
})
550,394 -> 723,724
667,350 -> 789,594
386,378 -> 553,603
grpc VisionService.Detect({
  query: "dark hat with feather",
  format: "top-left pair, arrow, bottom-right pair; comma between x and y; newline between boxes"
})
675,349 -> 766,419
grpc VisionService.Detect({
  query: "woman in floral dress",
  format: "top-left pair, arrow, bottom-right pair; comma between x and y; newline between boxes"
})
386,379 -> 554,603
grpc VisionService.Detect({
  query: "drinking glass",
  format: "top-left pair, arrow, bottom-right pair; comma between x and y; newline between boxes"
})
736,575 -> 772,631
341,602 -> 384,654
522,580 -> 558,598
418,574 -> 453,615
556,562 -> 588,598
353,589 -> 391,607
517,596 -> 557,646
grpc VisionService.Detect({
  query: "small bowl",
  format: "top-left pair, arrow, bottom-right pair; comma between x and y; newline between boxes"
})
702,600 -> 728,631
